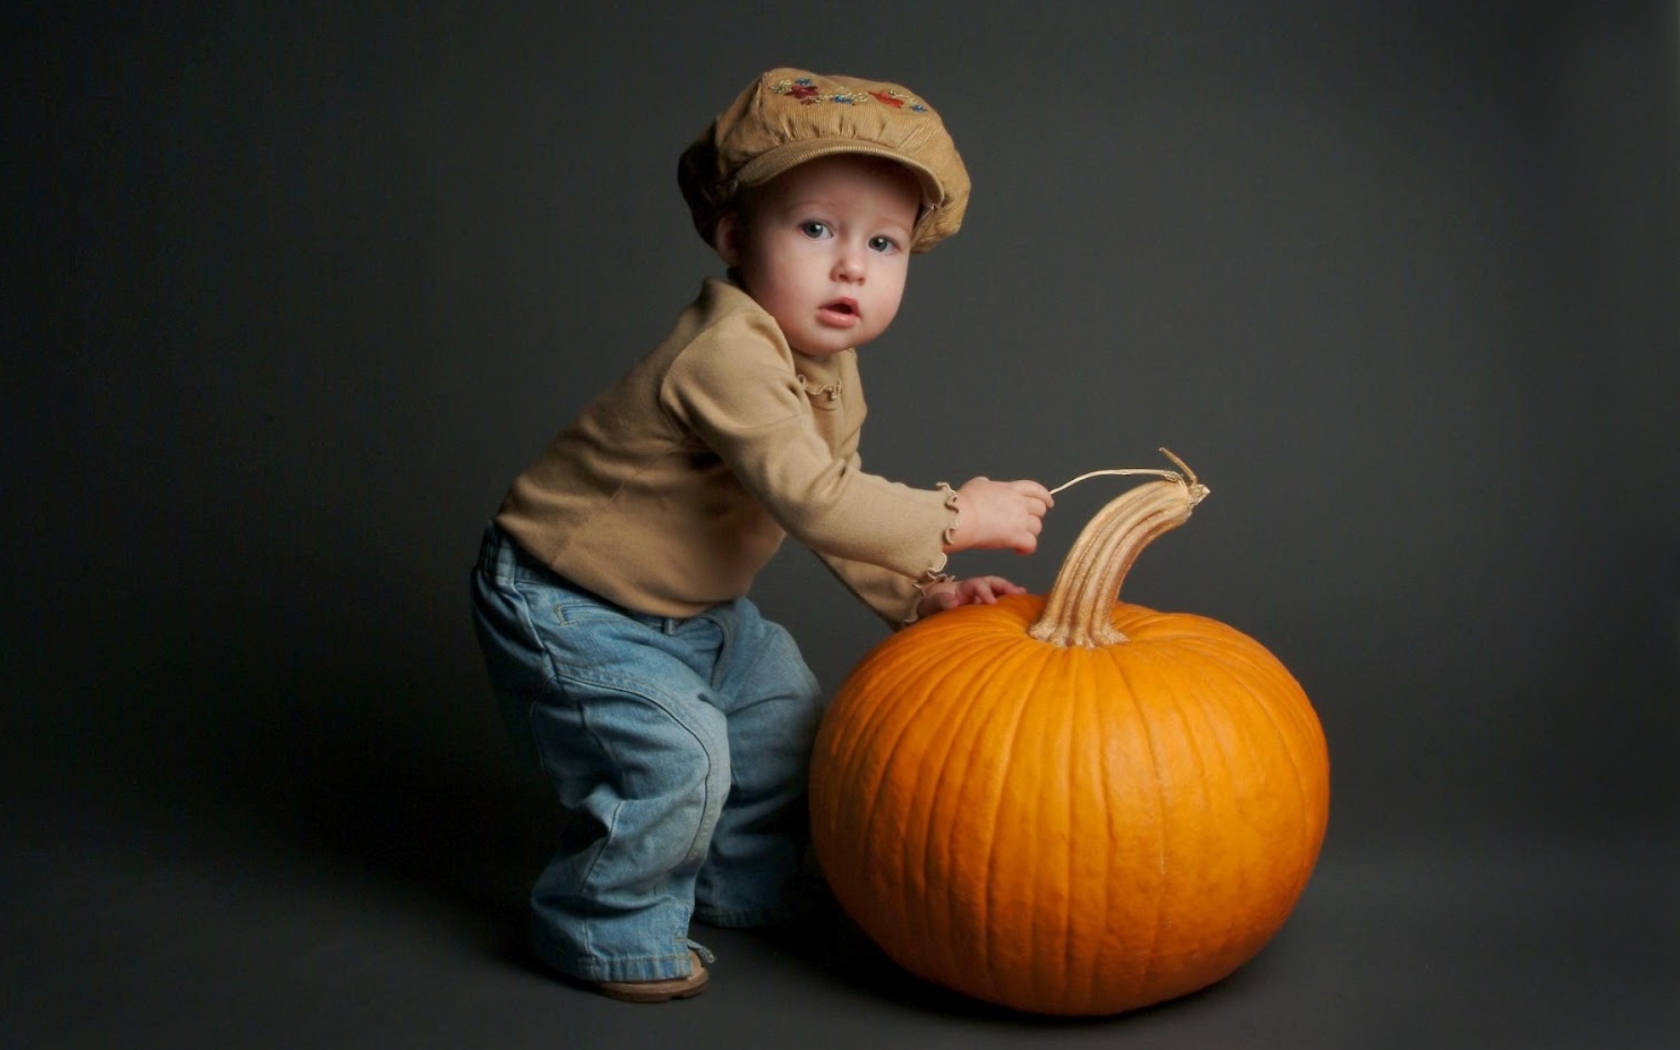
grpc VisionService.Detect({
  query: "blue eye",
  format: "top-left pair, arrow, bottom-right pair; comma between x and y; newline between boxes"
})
800,221 -> 831,239
869,235 -> 900,254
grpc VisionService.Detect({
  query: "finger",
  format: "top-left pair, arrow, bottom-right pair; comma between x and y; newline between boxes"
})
1014,480 -> 1055,505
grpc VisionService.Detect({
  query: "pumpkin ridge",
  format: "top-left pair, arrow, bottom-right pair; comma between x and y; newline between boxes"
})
832,624 -> 965,778
898,652 -> 967,971
824,635 -> 951,933
978,640 -> 1060,1005
1232,644 -> 1322,756
819,644 -> 918,829
1145,640 -> 1281,1004
1022,647 -> 1078,1009
938,636 -> 1044,999
1165,634 -> 1324,815
1155,642 -> 1245,966
1106,640 -> 1171,997
859,641 -> 979,953
1226,671 -> 1322,949
1065,651 -> 1102,1010
1088,655 -> 1128,1007
1138,639 -> 1236,997
1207,646 -> 1328,899
845,622 -> 1028,982
1159,638 -> 1322,954
905,634 -> 1026,983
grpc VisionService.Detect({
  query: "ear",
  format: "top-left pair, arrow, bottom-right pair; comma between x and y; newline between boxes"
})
714,210 -> 743,268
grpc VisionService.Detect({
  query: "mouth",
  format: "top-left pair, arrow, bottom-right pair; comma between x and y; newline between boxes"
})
818,297 -> 860,326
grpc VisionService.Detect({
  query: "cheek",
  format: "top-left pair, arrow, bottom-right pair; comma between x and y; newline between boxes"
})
874,270 -> 909,316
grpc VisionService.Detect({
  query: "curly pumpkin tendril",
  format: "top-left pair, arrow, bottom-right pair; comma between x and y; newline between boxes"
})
1031,448 -> 1210,648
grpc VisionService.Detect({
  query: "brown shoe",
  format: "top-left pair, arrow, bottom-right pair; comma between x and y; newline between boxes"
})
594,950 -> 708,1003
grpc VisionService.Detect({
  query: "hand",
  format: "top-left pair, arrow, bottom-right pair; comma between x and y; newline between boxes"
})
917,575 -> 1028,620
945,477 -> 1054,555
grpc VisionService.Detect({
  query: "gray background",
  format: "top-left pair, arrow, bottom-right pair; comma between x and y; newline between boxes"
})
5,2 -> 1676,1048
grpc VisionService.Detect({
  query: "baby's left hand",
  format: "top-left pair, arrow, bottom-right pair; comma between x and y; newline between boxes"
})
917,575 -> 1027,620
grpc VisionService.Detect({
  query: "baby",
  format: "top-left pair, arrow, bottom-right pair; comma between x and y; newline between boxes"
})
470,68 -> 1053,1002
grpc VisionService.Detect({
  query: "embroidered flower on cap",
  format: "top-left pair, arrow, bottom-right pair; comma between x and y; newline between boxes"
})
770,77 -> 929,113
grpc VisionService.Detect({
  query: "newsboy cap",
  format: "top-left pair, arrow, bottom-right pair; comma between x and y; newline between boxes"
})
678,68 -> 970,253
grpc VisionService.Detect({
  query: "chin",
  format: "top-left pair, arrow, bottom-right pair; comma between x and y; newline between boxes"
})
789,331 -> 851,356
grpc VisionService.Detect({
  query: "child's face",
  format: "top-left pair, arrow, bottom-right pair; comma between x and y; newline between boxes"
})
718,154 -> 922,357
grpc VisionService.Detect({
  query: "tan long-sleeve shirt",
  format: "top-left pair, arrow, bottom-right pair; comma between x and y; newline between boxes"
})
495,278 -> 956,624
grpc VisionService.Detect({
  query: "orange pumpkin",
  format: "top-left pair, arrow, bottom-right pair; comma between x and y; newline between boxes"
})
808,456 -> 1330,1015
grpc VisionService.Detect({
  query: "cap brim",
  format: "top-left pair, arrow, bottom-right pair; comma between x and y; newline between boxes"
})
734,139 -> 946,211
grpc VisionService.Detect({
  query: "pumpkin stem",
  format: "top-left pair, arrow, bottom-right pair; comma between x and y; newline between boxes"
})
1029,449 -> 1210,648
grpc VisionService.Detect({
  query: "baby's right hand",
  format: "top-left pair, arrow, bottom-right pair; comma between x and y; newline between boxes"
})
946,477 -> 1054,555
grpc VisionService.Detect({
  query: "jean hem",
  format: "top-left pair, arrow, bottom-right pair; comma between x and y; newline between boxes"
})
530,928 -> 711,983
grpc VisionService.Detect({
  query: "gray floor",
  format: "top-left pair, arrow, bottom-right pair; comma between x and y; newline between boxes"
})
7,756 -> 1674,1050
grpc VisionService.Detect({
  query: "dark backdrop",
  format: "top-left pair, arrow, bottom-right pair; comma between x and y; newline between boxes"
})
5,3 -> 1676,1048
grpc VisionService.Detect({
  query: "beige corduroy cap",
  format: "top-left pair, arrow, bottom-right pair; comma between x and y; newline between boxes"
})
678,68 -> 970,254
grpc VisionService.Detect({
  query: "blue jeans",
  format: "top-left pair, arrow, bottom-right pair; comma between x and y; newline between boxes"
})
470,525 -> 825,982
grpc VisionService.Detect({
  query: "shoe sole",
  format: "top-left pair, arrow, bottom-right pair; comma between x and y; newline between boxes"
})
594,950 -> 709,1003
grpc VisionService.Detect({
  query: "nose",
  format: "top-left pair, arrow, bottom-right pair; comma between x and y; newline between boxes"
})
832,241 -> 866,283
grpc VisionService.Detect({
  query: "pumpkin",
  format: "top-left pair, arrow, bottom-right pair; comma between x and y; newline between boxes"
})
808,454 -> 1330,1016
